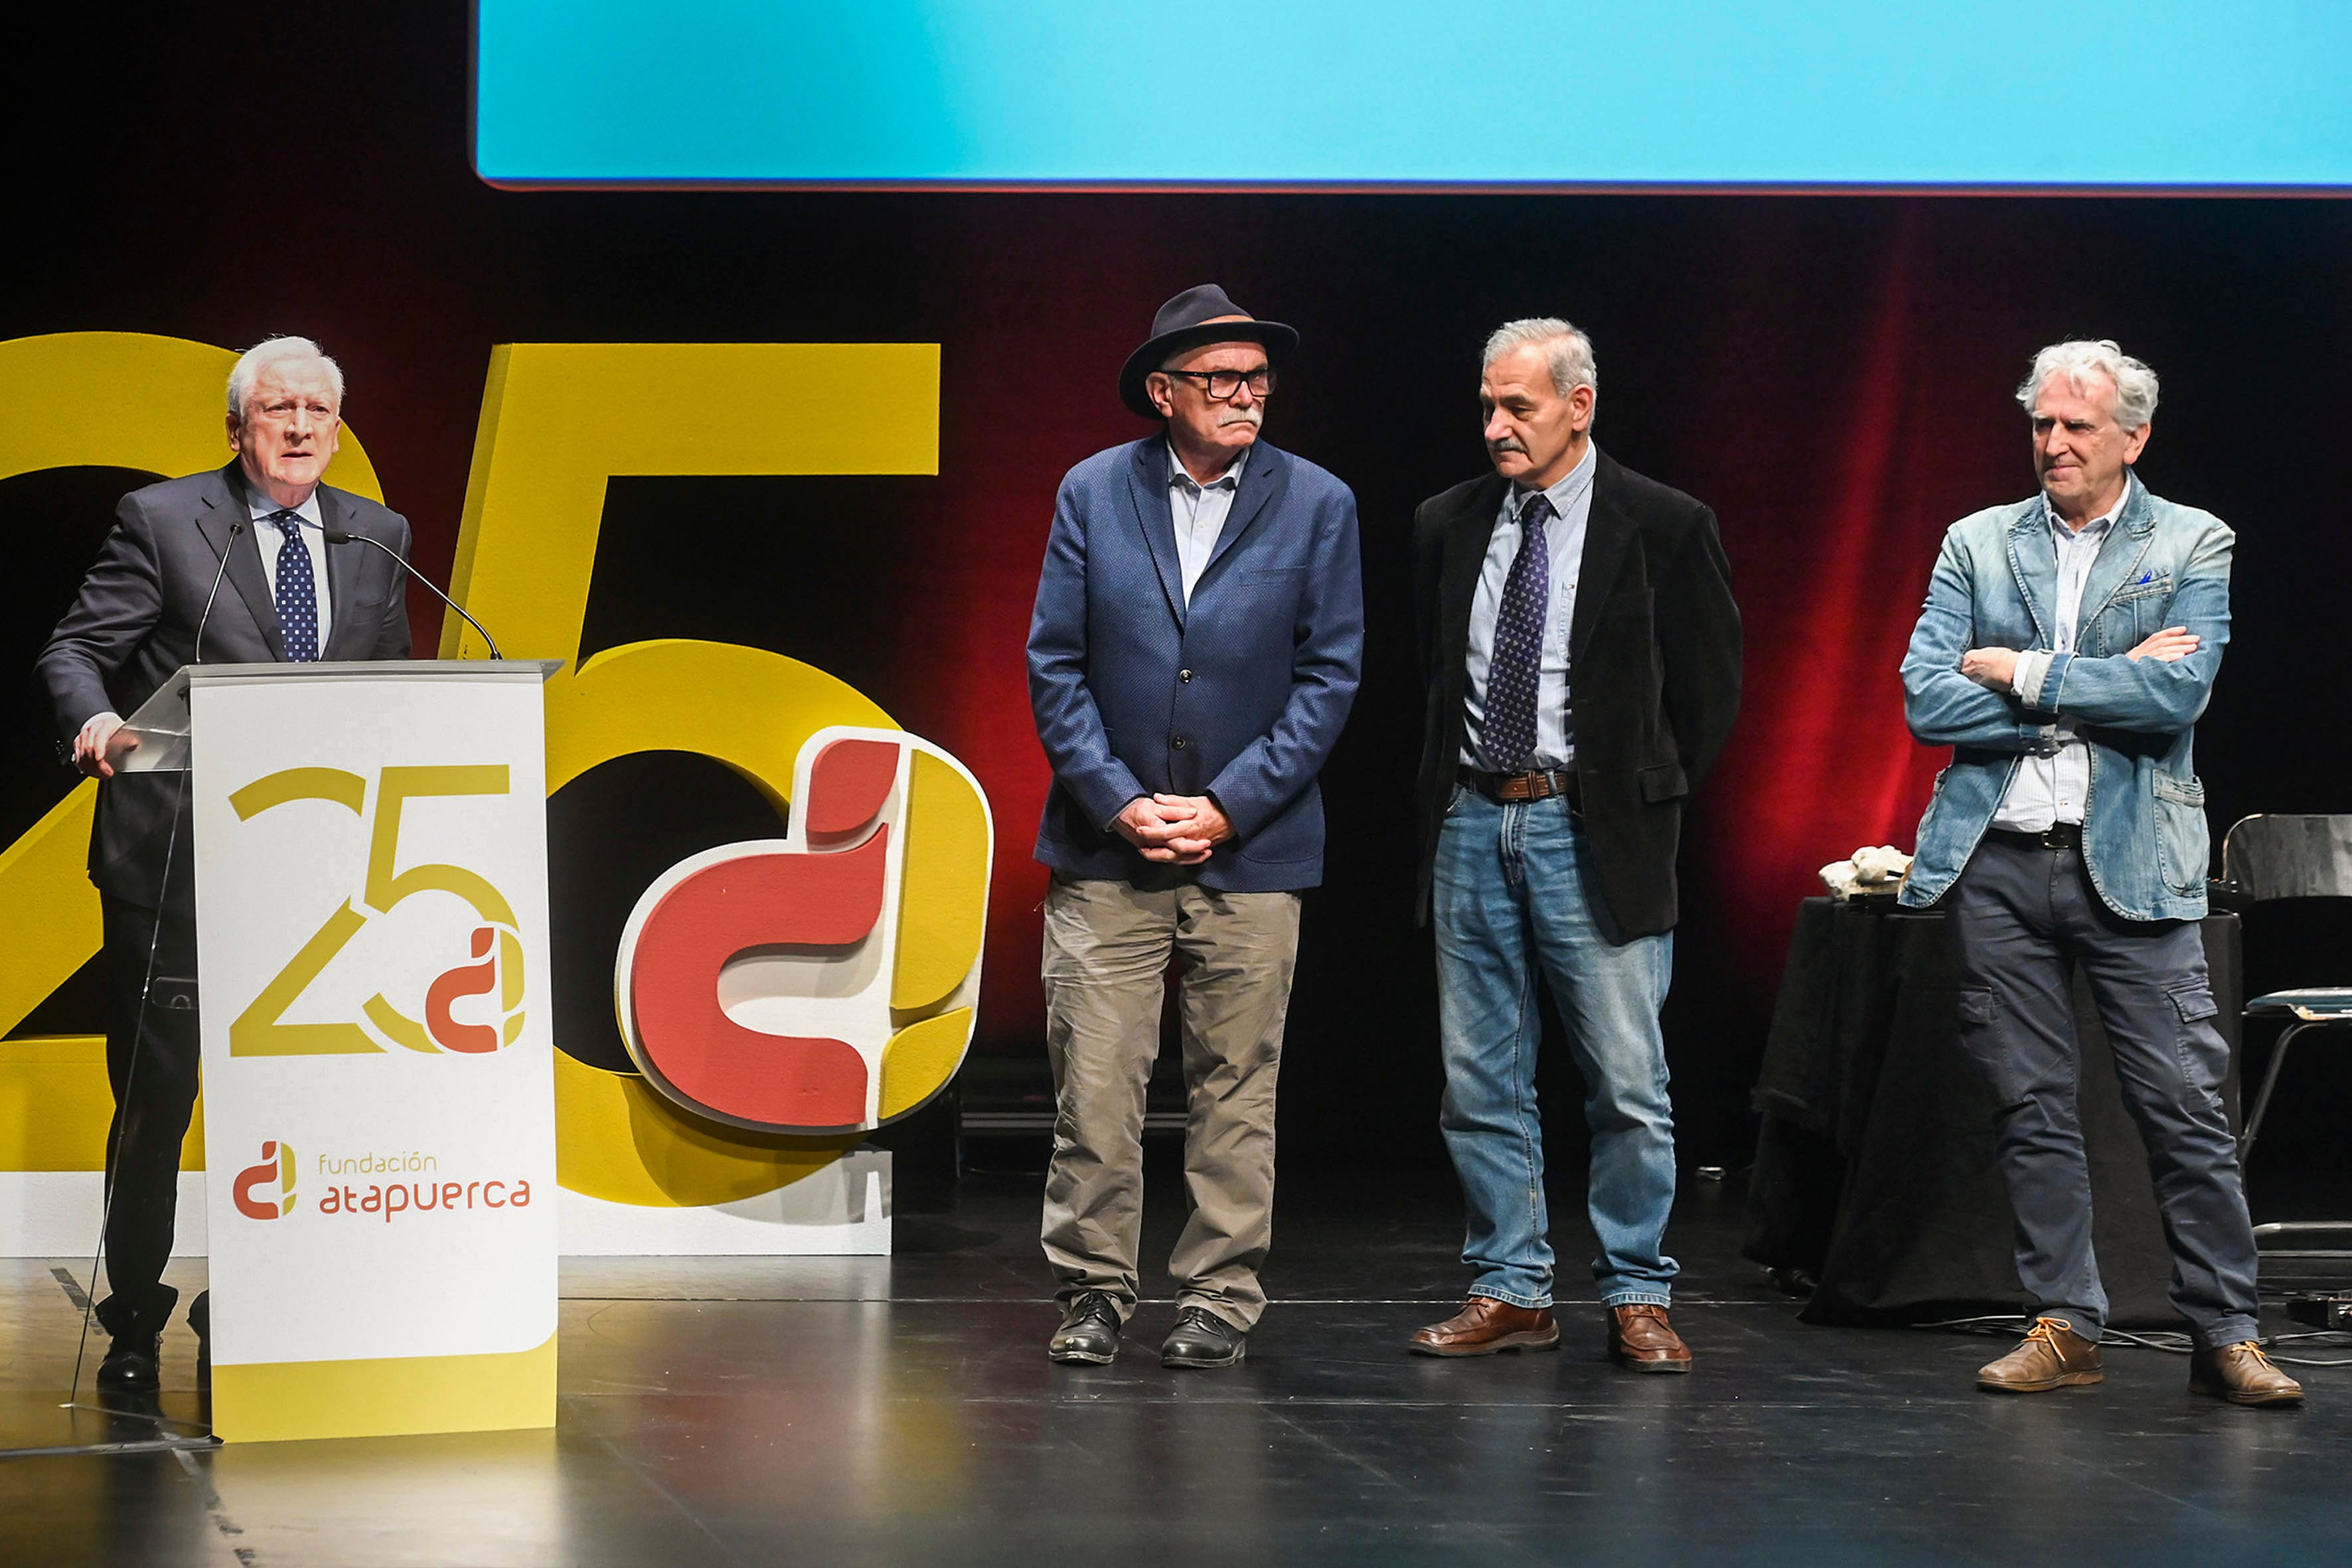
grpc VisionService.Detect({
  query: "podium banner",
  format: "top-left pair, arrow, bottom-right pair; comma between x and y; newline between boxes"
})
190,663 -> 556,1442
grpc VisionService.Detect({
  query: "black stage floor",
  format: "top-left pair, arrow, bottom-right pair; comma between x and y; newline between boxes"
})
3,1163 -> 2348,1567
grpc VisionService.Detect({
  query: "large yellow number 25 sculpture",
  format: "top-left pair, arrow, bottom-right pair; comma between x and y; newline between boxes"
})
0,332 -> 982,1214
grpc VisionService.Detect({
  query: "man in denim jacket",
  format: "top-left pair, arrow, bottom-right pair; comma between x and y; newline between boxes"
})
1898,339 -> 2299,1406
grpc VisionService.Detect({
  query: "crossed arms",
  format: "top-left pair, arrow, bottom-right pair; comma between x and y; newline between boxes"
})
1900,524 -> 2231,752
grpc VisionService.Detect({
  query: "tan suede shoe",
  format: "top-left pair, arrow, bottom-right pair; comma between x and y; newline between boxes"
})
2188,1342 -> 2304,1406
1409,1296 -> 1561,1357
1977,1316 -> 2103,1392
1607,1304 -> 1692,1373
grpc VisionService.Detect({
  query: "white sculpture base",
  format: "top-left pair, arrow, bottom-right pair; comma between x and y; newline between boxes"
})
0,1150 -> 890,1259
558,1150 -> 891,1255
0,1171 -> 210,1258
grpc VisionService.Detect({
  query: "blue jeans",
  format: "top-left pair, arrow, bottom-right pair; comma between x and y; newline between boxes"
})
1432,787 -> 1678,1310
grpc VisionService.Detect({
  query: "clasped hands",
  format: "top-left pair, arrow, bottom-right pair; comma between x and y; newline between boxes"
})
1958,625 -> 2200,691
1114,793 -> 1232,865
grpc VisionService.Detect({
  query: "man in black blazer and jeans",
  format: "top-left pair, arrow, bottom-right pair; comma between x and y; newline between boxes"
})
36,335 -> 414,1391
1406,319 -> 1739,1369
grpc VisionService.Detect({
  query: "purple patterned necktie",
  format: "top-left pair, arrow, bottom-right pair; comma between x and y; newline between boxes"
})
270,510 -> 321,662
1482,492 -> 1553,770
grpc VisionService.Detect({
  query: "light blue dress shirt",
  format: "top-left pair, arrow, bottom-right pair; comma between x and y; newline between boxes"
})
1461,441 -> 1598,770
248,489 -> 335,652
1166,440 -> 1243,608
1992,488 -> 2127,831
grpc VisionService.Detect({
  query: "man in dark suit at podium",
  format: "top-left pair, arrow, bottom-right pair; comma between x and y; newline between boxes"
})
35,335 -> 414,1391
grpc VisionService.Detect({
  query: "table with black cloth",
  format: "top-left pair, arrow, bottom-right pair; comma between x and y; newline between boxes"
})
1743,896 -> 2240,1328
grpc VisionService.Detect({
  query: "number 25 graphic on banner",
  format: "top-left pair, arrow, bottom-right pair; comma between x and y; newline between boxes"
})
226,763 -> 524,1058
0,331 -> 984,1198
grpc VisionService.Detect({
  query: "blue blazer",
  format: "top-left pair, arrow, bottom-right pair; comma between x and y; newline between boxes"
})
1027,436 -> 1364,892
1899,473 -> 2229,923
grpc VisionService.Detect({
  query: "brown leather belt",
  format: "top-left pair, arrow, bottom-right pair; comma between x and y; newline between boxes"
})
1460,765 -> 1581,809
1988,822 -> 2082,851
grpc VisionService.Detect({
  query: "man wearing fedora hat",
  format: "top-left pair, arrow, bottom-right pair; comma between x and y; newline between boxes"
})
1027,284 -> 1364,1369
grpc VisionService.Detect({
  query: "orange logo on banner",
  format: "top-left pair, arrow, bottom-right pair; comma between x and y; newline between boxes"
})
232,1139 -> 297,1220
616,728 -> 991,1137
427,927 -> 524,1054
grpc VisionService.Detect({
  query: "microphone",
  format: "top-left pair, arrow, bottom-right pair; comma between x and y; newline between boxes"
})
194,520 -> 247,665
320,526 -> 503,661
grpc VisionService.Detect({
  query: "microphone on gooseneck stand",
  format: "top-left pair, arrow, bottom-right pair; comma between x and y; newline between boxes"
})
318,526 -> 503,661
193,520 -> 247,665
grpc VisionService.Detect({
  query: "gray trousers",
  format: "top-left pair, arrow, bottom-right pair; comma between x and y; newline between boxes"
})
1039,874 -> 1302,1330
1946,832 -> 2261,1347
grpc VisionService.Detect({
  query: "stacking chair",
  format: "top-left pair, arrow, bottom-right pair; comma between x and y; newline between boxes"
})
2219,815 -> 2352,1257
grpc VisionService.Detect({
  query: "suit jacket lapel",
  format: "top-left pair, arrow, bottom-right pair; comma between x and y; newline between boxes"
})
206,463 -> 288,659
1125,439 -> 1187,627
317,487 -> 366,659
2004,500 -> 2056,648
1571,449 -> 1635,659
1440,475 -> 1506,683
2075,473 -> 2156,629
1200,442 -> 1287,578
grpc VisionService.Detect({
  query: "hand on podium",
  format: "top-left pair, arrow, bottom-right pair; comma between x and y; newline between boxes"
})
72,711 -> 138,779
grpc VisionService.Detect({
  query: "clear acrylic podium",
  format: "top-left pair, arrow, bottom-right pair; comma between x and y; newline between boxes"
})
121,660 -> 561,1442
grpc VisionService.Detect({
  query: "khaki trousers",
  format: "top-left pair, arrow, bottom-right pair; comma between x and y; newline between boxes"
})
1039,874 -> 1302,1330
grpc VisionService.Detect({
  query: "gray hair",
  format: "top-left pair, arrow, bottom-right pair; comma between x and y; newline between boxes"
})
1481,318 -> 1597,398
227,336 -> 345,423
2016,339 -> 2157,430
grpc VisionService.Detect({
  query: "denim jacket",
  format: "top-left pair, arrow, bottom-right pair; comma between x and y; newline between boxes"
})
1899,473 -> 2231,922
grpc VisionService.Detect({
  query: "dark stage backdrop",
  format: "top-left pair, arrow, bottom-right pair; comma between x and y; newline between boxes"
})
8,8 -> 2349,1176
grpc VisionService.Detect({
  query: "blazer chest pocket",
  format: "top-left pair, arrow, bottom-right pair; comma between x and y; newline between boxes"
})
1219,567 -> 1304,617
2098,573 -> 2176,652
2113,572 -> 2174,601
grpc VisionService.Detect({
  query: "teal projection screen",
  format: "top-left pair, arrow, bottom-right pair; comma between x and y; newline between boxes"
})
473,2 -> 2352,191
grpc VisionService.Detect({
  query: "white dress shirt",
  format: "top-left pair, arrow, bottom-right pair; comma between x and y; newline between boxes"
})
1461,441 -> 1599,770
248,489 -> 334,652
1167,441 -> 1244,607
1992,488 -> 2128,831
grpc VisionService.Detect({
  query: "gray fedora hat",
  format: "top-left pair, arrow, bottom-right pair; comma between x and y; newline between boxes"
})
1119,284 -> 1299,420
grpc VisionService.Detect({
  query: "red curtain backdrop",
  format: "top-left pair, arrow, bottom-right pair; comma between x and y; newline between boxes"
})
9,5 -> 2349,1161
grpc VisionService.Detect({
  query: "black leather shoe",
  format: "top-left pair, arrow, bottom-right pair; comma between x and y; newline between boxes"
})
1161,1306 -> 1247,1369
189,1292 -> 210,1384
1048,1291 -> 1123,1364
96,1334 -> 163,1394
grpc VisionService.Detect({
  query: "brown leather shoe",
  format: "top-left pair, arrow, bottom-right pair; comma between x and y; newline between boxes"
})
2188,1342 -> 2304,1406
1409,1296 -> 1561,1357
1607,1304 -> 1692,1373
1977,1316 -> 2103,1392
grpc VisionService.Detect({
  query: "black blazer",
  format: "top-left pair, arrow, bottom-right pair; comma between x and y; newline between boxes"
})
1411,449 -> 1741,937
36,461 -> 415,910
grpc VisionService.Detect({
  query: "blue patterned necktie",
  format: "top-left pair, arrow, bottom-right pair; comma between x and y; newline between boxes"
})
269,509 -> 321,662
1482,492 -> 1553,770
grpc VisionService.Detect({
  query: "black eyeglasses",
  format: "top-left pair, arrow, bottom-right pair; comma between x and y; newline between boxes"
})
1161,366 -> 1277,401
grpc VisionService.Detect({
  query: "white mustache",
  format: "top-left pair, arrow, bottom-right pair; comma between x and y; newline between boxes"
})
1490,436 -> 1528,454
